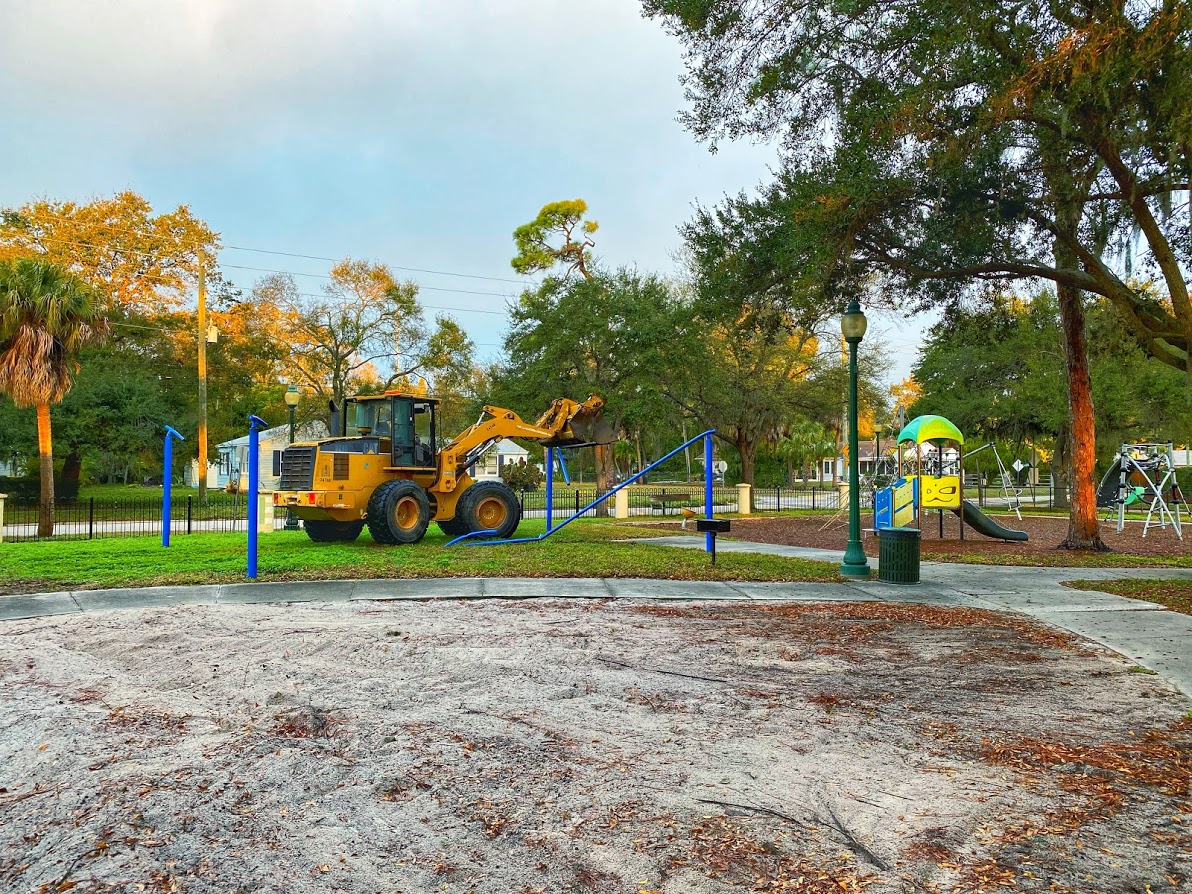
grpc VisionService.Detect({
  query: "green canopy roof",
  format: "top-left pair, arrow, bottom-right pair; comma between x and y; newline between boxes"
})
897,415 -> 964,446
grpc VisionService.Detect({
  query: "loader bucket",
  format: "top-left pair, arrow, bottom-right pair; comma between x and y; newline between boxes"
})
535,395 -> 620,448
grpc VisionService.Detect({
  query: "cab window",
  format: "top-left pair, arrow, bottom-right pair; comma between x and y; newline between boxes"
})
391,398 -> 436,467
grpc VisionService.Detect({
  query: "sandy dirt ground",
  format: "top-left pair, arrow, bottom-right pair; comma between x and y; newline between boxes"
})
2,598 -> 1190,894
670,513 -> 1192,561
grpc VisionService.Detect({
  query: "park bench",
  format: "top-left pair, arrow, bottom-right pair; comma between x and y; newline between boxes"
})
648,492 -> 699,515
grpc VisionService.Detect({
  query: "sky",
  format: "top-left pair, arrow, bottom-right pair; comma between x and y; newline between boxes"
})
0,0 -> 925,381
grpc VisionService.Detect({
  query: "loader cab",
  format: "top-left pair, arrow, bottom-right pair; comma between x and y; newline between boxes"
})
344,392 -> 438,469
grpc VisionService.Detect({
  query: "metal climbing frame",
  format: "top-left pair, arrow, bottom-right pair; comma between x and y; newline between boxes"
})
1114,443 -> 1185,540
449,429 -> 719,553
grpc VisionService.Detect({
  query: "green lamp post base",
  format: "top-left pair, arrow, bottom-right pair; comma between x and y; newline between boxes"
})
839,561 -> 871,577
839,540 -> 871,577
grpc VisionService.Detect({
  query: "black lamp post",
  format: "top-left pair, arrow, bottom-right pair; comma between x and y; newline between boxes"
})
284,384 -> 300,531
840,301 -> 871,578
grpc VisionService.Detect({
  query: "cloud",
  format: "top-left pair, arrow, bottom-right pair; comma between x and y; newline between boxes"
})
1,1 -> 659,124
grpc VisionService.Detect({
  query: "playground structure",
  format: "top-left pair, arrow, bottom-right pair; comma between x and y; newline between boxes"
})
1097,443 -> 1187,540
873,415 -> 1028,542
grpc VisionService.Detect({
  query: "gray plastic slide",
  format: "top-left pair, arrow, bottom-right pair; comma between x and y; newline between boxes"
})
953,499 -> 1029,541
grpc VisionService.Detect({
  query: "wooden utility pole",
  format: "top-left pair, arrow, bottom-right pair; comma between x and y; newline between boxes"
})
197,249 -> 208,505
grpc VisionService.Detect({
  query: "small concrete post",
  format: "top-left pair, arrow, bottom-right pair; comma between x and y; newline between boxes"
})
736,483 -> 752,515
837,481 -> 849,512
0,493 -> 6,543
614,488 -> 629,519
258,491 -> 275,533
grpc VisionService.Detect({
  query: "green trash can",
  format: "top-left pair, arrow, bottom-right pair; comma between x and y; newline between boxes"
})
878,527 -> 921,585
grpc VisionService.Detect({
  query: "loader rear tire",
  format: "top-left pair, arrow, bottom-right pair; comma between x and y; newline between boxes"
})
304,519 -> 364,543
367,480 -> 431,545
455,481 -> 521,540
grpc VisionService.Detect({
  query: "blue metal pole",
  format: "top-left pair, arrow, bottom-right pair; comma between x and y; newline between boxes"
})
161,426 -> 184,547
247,414 -> 268,579
545,447 -> 554,533
704,433 -> 714,553
449,429 -> 716,547
557,450 -> 571,485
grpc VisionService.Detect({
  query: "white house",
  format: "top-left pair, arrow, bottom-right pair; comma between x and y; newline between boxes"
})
468,438 -> 530,481
201,421 -> 329,491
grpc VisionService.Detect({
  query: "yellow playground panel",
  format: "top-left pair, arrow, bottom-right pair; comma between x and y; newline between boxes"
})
892,478 -> 916,526
920,474 -> 962,509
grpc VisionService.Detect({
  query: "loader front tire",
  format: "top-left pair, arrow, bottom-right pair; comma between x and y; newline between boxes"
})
367,480 -> 431,545
303,519 -> 364,543
436,515 -> 469,538
455,481 -> 522,540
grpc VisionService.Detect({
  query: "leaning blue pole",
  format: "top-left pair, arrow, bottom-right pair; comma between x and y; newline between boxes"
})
545,447 -> 554,533
704,433 -> 714,553
247,414 -> 268,579
161,425 -> 185,547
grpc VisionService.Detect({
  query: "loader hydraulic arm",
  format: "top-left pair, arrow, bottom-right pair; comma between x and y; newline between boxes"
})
436,396 -> 616,489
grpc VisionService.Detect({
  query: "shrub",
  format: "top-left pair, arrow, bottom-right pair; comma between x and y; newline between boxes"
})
501,459 -> 543,491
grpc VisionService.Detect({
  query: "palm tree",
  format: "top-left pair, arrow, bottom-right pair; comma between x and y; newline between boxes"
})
777,420 -> 837,486
0,259 -> 105,536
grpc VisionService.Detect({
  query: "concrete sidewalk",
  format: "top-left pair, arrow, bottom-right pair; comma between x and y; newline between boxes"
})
3,535 -> 1190,695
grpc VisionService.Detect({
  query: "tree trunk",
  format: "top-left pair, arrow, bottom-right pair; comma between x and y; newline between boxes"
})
61,448 -> 82,501
1051,424 -> 1071,510
36,403 -> 54,538
594,444 -> 614,517
682,421 -> 693,483
1041,146 -> 1105,549
1056,274 -> 1106,549
737,434 -> 757,487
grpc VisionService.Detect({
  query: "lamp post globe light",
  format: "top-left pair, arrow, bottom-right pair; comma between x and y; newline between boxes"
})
840,301 -> 871,578
283,385 -> 301,531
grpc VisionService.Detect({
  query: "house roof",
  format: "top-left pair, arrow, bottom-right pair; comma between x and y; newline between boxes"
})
492,438 -> 529,455
218,420 -> 327,449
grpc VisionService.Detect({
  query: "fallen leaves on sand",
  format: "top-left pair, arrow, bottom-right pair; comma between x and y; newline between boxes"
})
688,816 -> 872,892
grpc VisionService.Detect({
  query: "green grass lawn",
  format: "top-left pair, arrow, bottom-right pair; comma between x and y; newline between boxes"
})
1064,578 -> 1192,615
0,518 -> 841,594
928,552 -> 1192,568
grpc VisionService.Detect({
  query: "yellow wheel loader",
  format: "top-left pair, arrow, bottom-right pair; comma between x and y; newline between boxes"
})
273,388 -> 616,544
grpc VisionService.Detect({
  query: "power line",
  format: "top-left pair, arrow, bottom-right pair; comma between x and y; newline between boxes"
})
11,235 -> 522,305
107,320 -> 504,348
222,244 -> 529,285
3,210 -> 534,286
219,263 -> 519,298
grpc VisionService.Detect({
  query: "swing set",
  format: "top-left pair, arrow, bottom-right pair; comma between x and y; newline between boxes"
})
963,442 -> 1023,520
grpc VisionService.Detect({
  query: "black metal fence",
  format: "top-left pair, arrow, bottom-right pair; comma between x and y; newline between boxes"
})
7,482 -> 1079,544
969,484 -> 1070,511
2,496 -> 286,542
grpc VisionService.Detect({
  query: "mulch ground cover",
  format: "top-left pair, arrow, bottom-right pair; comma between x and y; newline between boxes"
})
662,512 -> 1192,564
